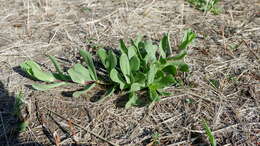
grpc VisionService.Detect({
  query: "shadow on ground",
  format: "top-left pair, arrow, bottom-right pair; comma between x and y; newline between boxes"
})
0,81 -> 42,145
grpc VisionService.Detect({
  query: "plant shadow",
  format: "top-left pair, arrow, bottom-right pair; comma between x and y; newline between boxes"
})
0,81 -> 43,145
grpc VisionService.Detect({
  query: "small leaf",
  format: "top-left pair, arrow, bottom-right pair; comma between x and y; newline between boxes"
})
167,50 -> 187,61
149,88 -> 160,102
97,48 -> 108,68
125,92 -> 139,108
169,61 -> 189,72
107,50 -> 117,72
147,64 -> 157,85
130,55 -> 140,72
179,29 -> 196,50
32,82 -> 67,91
72,83 -> 96,98
144,40 -> 157,63
119,39 -> 128,54
203,120 -> 217,146
128,46 -> 137,59
150,75 -> 176,89
110,69 -> 126,90
68,64 -> 92,84
162,65 -> 177,76
120,53 -> 131,84
209,79 -> 220,89
179,63 -> 189,72
79,50 -> 98,80
160,33 -> 172,57
130,83 -> 142,92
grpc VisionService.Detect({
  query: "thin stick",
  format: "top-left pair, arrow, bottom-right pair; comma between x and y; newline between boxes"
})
45,107 -> 119,146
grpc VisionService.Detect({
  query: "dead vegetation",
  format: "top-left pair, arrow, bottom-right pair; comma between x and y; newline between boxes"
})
0,0 -> 259,145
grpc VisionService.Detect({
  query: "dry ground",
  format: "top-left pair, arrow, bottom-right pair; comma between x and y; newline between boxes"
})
0,0 -> 259,145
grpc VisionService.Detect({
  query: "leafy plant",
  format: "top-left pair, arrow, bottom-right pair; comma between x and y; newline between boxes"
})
203,120 -> 217,146
20,29 -> 196,108
12,91 -> 29,132
187,0 -> 221,15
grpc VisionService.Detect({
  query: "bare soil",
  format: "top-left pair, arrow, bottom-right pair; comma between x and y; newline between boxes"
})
0,0 -> 259,145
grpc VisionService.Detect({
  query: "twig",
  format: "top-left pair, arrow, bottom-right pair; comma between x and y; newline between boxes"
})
45,107 -> 119,146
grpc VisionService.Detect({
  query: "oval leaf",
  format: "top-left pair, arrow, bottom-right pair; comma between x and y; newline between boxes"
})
97,48 -> 108,68
119,53 -> 131,84
130,55 -> 140,72
68,64 -> 92,84
162,65 -> 177,76
110,69 -> 126,90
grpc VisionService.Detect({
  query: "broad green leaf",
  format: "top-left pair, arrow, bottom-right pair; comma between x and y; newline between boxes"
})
160,33 -> 172,57
130,55 -> 140,72
130,39 -> 144,60
97,48 -> 108,68
144,40 -> 157,63
130,83 -> 142,92
162,65 -> 177,76
125,92 -> 139,108
31,67 -> 56,82
32,82 -> 67,91
20,60 -> 56,82
179,63 -> 189,72
68,64 -> 92,84
179,29 -> 196,50
203,120 -> 217,146
167,50 -> 187,61
147,64 -> 157,85
79,50 -> 98,80
119,39 -> 128,54
72,83 -> 96,98
155,70 -> 164,80
138,42 -> 147,58
107,50 -> 117,72
150,75 -> 176,89
128,46 -> 137,59
133,72 -> 146,85
149,88 -> 160,102
110,69 -> 126,90
120,53 -> 131,84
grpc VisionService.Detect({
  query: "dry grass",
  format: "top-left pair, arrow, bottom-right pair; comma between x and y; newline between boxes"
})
0,0 -> 259,145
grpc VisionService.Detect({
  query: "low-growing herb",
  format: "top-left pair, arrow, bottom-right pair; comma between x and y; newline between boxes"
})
20,29 -> 196,108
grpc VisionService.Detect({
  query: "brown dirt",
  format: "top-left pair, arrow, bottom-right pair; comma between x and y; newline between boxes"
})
0,0 -> 259,145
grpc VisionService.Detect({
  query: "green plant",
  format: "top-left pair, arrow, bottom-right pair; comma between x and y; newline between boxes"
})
12,91 -> 29,132
187,0 -> 221,15
151,132 -> 160,145
20,29 -> 196,108
203,120 -> 217,146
